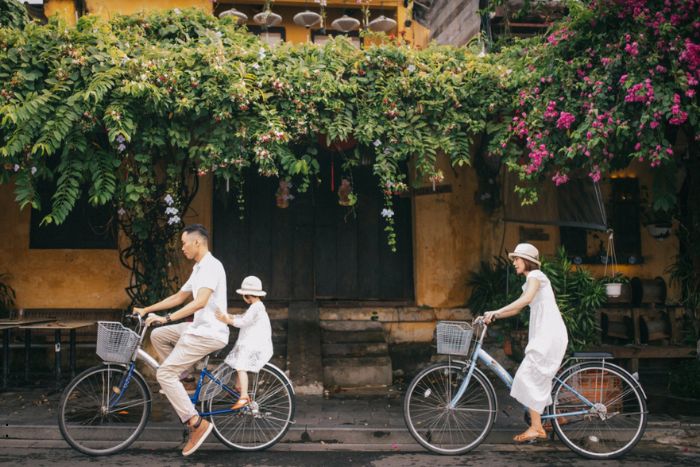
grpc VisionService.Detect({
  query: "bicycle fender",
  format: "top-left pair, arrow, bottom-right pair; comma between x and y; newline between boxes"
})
265,362 -> 295,395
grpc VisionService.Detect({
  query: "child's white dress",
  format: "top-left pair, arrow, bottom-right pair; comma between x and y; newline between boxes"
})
510,270 -> 569,414
225,301 -> 273,372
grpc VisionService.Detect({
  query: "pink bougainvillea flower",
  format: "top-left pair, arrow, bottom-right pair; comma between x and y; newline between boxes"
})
552,171 -> 569,186
556,112 -> 576,129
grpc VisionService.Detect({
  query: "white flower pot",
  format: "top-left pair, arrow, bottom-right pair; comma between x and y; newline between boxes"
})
606,283 -> 622,298
646,223 -> 671,240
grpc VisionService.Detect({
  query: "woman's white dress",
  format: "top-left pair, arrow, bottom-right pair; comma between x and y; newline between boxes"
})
510,269 -> 569,414
225,301 -> 274,372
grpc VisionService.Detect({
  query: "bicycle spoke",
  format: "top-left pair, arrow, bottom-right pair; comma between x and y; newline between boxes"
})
404,363 -> 495,455
208,364 -> 294,451
59,366 -> 151,456
553,364 -> 646,459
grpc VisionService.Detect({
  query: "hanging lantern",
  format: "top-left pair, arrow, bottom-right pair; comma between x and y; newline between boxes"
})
293,10 -> 322,28
254,10 -> 282,27
368,15 -> 397,32
331,14 -> 360,33
275,180 -> 292,209
338,179 -> 356,207
219,8 -> 248,24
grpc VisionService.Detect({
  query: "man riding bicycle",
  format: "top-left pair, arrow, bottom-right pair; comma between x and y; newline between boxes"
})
134,223 -> 228,456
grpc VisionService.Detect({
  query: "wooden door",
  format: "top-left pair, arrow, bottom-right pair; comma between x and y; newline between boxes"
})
213,153 -> 413,302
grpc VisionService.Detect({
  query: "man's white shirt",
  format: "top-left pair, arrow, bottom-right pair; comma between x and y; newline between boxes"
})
180,252 -> 229,344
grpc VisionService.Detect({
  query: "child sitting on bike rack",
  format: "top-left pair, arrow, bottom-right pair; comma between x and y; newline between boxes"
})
484,243 -> 569,444
216,276 -> 273,410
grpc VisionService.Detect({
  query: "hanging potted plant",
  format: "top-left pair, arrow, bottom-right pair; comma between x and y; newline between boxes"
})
601,230 -> 623,298
640,182 -> 676,240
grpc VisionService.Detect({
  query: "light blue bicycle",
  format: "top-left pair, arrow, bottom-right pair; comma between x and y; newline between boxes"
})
58,314 -> 295,456
403,318 -> 647,459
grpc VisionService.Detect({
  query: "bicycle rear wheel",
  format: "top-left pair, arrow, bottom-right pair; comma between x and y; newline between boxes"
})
552,362 -> 647,459
58,364 -> 151,456
403,362 -> 496,455
207,363 -> 295,451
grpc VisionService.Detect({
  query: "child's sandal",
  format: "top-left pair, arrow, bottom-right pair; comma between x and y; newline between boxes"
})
231,396 -> 250,410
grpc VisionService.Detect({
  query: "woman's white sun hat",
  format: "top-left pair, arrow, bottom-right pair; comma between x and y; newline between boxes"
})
508,243 -> 541,266
236,275 -> 267,297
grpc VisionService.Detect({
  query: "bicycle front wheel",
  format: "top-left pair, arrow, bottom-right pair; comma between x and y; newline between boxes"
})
403,362 -> 496,455
58,364 -> 151,456
207,363 -> 295,451
552,362 -> 647,459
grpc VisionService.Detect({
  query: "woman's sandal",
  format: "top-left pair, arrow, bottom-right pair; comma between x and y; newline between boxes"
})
513,429 -> 548,443
231,396 -> 250,410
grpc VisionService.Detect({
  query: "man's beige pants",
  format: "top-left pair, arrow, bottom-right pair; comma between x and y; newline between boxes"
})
151,323 -> 226,423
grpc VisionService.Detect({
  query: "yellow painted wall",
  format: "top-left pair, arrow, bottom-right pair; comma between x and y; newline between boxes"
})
44,0 -> 77,25
86,0 -> 212,17
0,183 -> 131,309
412,153 -> 489,307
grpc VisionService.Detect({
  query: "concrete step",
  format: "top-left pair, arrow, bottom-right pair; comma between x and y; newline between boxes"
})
287,302 -> 323,395
323,356 -> 392,387
320,320 -> 383,332
322,342 -> 389,358
323,330 -> 386,344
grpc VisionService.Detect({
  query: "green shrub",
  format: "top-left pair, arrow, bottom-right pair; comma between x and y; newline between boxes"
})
668,360 -> 700,399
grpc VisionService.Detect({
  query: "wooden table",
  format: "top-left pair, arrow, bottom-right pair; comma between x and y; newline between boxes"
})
19,320 -> 95,386
0,318 -> 57,389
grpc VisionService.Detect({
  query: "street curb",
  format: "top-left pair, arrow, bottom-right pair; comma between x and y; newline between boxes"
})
3,422 -> 699,450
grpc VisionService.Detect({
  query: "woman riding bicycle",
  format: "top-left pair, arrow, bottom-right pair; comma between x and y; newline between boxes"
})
484,243 -> 568,443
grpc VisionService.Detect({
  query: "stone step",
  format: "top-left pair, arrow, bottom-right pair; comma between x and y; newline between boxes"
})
287,302 -> 324,395
322,330 -> 386,344
323,356 -> 392,387
271,320 -> 288,332
322,342 -> 389,358
320,320 -> 383,332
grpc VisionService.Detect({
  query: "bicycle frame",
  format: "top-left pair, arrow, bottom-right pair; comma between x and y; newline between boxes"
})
107,318 -> 242,418
449,321 -> 598,420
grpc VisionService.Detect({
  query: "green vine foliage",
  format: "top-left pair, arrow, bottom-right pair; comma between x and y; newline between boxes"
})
0,0 -> 28,29
0,271 -> 16,318
0,6 -> 507,303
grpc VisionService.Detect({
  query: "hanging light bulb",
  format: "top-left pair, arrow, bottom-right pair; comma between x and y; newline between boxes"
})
254,10 -> 282,27
219,8 -> 248,24
367,15 -> 397,32
293,10 -> 322,28
331,14 -> 360,33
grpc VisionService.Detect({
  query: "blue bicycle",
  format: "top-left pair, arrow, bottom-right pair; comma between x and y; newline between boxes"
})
403,318 -> 647,459
58,315 -> 295,456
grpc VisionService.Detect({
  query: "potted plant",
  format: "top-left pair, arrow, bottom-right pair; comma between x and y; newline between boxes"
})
600,273 -> 631,301
541,248 -> 607,352
598,230 -> 625,298
640,183 -> 676,240
0,272 -> 16,319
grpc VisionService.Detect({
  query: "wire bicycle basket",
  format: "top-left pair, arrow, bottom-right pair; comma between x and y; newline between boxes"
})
436,321 -> 473,356
96,321 -> 140,364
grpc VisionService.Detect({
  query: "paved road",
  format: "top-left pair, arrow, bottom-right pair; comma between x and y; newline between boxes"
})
1,443 -> 698,466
